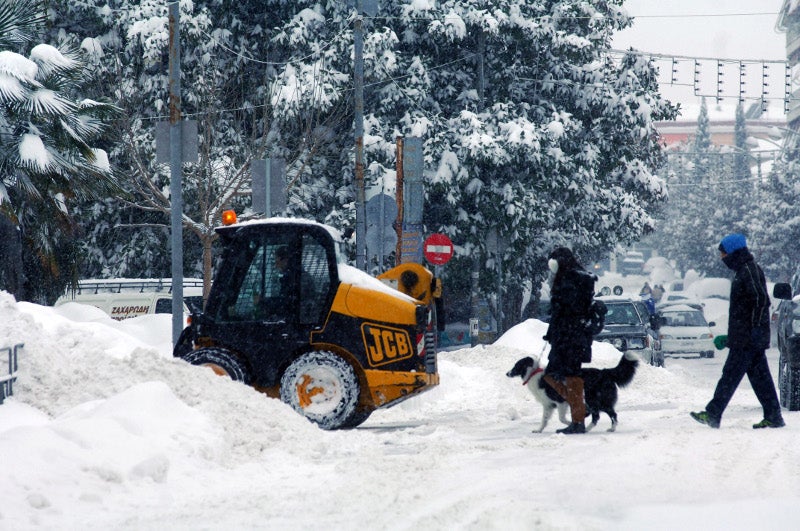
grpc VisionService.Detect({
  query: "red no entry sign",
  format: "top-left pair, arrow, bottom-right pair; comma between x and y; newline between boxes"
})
423,233 -> 454,265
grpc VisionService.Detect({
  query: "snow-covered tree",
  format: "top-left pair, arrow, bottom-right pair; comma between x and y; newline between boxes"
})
650,100 -> 769,279
651,99 -> 727,276
50,0 -> 357,294
45,0 -> 677,328
751,134 -> 800,282
0,0 -> 119,302
354,1 -> 678,325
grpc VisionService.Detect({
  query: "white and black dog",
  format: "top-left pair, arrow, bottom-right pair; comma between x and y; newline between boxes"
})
506,351 -> 638,433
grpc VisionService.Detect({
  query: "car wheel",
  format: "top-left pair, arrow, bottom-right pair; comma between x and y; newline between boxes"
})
702,350 -> 714,359
182,347 -> 252,385
780,353 -> 800,411
280,351 -> 360,430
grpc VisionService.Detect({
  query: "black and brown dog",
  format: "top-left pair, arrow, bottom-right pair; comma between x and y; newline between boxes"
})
506,351 -> 638,433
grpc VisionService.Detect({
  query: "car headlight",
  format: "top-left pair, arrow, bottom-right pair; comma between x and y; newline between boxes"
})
700,333 -> 713,339
603,338 -> 626,350
627,337 -> 646,349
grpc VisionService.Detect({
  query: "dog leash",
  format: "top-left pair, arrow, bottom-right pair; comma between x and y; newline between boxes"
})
539,342 -> 549,358
522,342 -> 549,386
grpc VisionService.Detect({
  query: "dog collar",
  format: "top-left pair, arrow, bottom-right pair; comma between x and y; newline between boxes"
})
522,367 -> 543,386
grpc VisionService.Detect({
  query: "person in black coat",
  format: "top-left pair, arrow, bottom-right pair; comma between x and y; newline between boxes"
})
543,247 -> 597,434
691,234 -> 785,429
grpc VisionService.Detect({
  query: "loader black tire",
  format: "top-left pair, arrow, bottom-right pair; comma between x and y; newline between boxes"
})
183,347 -> 252,385
280,351 -> 360,430
339,409 -> 372,429
173,326 -> 194,358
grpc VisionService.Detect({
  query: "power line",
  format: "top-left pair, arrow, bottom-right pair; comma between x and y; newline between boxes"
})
196,24 -> 353,67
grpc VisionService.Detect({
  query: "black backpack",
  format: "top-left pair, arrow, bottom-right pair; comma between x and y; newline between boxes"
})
586,299 -> 607,336
575,270 -> 605,336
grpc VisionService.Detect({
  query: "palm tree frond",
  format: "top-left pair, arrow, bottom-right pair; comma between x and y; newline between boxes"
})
0,0 -> 47,49
29,44 -> 79,78
0,70 -> 28,102
29,87 -> 78,116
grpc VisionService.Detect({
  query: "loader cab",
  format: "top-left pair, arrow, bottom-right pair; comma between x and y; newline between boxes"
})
207,223 -> 336,325
198,221 -> 339,383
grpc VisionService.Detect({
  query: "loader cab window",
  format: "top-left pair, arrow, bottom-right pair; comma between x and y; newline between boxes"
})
228,242 -> 292,322
299,233 -> 332,323
218,228 -> 335,324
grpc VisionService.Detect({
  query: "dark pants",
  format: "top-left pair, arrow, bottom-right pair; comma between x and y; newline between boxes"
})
706,346 -> 782,423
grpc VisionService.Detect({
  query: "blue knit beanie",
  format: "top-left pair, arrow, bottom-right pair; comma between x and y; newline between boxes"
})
719,234 -> 747,254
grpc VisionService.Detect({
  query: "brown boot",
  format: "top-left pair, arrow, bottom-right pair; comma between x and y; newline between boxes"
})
555,376 -> 586,434
542,375 -> 568,400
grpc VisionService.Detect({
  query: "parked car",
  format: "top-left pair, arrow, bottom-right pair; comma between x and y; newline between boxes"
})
595,296 -> 663,366
620,251 -> 645,276
55,278 -> 204,320
657,304 -> 715,358
771,281 -> 800,411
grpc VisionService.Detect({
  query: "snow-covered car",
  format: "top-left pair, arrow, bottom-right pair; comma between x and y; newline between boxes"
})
660,291 -> 690,304
657,304 -> 716,359
620,251 -> 645,276
642,256 -> 674,277
686,277 -> 731,301
595,296 -> 662,366
656,297 -> 705,313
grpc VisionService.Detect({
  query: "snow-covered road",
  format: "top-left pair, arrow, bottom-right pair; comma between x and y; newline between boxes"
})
1,293 -> 798,530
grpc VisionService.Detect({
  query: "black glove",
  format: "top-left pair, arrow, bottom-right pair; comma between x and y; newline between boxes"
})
750,327 -> 770,350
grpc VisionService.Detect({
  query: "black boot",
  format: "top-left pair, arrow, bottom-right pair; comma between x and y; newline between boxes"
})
556,422 -> 586,434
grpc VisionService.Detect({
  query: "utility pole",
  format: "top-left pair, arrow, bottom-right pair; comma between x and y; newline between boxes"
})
168,0 -> 184,345
354,1 -> 366,270
470,30 -> 486,347
395,136 -> 404,265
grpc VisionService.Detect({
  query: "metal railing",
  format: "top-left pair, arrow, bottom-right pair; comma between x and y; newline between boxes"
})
70,278 -> 204,295
1,343 -> 23,404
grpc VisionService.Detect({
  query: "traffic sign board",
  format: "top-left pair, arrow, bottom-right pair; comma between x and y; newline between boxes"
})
423,233 -> 454,265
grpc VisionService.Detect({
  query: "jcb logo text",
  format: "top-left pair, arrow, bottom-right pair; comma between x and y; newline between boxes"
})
362,323 -> 413,367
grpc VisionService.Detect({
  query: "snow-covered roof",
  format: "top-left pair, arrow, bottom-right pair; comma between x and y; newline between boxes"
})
227,217 -> 343,242
658,303 -> 702,313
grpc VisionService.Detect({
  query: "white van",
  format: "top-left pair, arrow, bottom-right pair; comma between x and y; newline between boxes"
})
55,278 -> 204,320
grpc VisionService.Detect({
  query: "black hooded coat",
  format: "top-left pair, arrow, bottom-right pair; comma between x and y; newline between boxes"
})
544,248 -> 597,377
722,247 -> 770,350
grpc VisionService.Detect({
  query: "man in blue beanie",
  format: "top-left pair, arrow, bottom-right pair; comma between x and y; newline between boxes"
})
691,234 -> 785,429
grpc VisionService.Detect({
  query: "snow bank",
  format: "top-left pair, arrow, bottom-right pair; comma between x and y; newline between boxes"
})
1,291 -> 798,530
